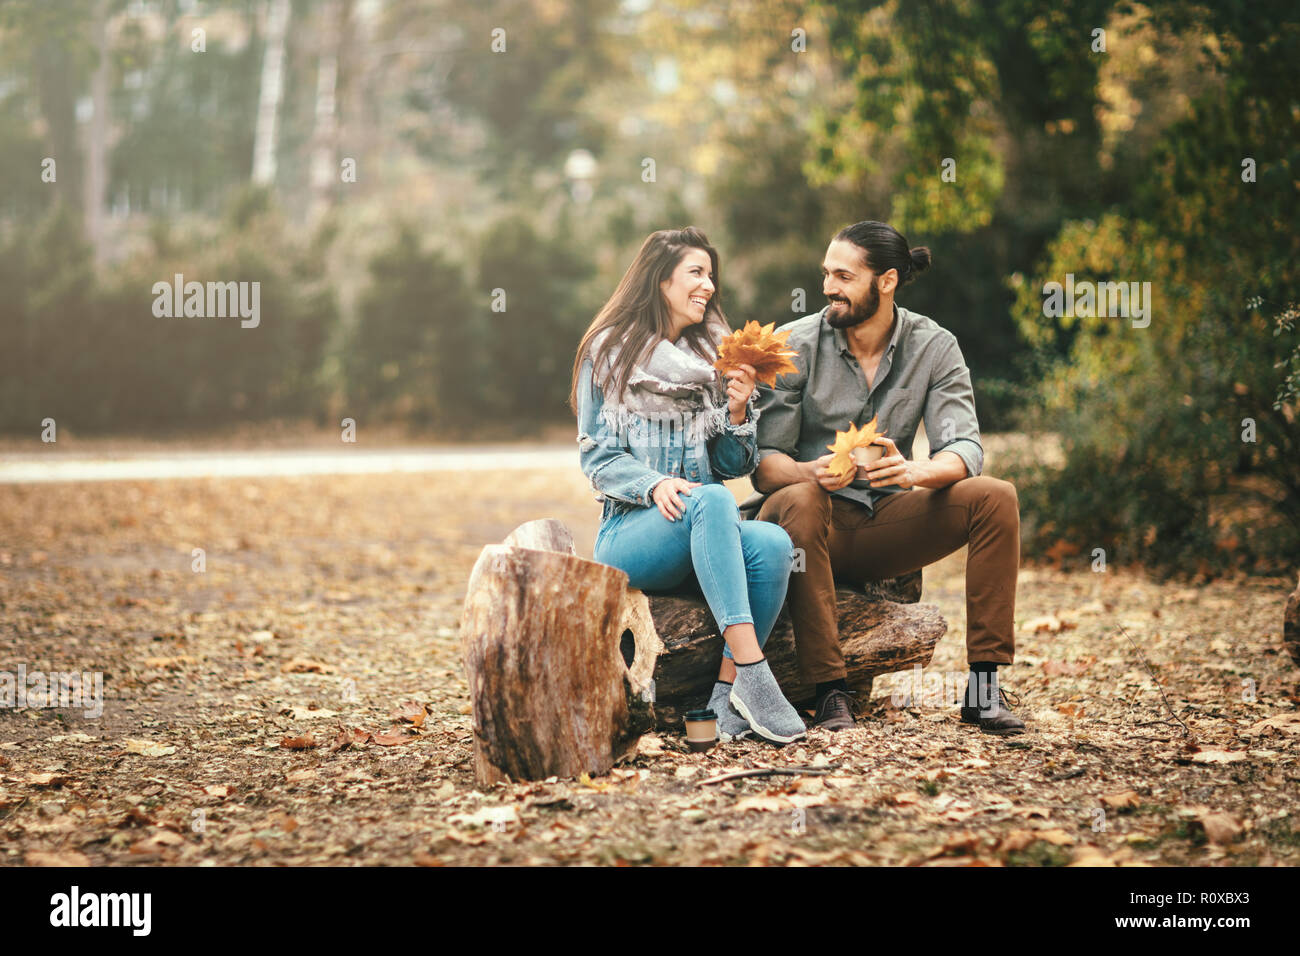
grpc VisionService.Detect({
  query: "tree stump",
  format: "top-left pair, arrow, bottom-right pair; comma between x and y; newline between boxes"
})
461,518 -> 947,774
1286,574 -> 1300,668
461,519 -> 661,786
645,587 -> 945,729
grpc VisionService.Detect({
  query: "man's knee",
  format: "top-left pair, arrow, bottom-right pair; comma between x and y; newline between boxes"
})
981,476 -> 1018,511
760,481 -> 831,519
959,476 -> 1019,521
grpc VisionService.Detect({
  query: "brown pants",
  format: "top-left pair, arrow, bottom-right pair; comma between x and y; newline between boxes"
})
756,477 -> 1020,682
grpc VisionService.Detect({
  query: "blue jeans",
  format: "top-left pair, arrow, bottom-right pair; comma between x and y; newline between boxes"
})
594,484 -> 793,658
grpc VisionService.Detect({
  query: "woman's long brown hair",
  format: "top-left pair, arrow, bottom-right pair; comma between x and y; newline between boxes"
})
569,226 -> 731,413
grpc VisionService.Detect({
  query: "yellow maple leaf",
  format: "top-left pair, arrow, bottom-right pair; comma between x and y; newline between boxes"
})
825,417 -> 883,482
714,320 -> 800,387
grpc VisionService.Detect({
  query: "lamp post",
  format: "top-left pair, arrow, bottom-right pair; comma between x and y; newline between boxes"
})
564,148 -> 598,204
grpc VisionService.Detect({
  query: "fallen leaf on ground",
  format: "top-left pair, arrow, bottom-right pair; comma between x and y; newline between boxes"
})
1041,657 -> 1095,676
997,830 -> 1041,853
1247,713 -> 1300,736
1193,810 -> 1243,844
124,739 -> 177,757
577,772 -> 613,791
1023,614 -> 1077,634
329,727 -> 371,752
390,701 -> 428,727
732,795 -> 790,813
1100,790 -> 1141,810
1010,805 -> 1052,819
1070,845 -> 1117,867
286,706 -> 338,721
370,727 -> 410,746
26,772 -> 68,787
280,658 -> 336,674
144,655 -> 197,669
27,850 -> 90,866
47,733 -> 96,745
928,830 -> 982,858
636,734 -> 666,757
1190,749 -> 1248,764
448,805 -> 517,829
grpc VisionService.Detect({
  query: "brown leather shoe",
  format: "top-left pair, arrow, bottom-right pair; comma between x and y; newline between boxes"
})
813,689 -> 857,731
960,688 -> 1026,736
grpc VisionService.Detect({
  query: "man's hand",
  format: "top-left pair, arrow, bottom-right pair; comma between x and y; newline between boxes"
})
808,453 -> 856,492
724,364 -> 757,425
864,437 -> 923,489
651,477 -> 701,521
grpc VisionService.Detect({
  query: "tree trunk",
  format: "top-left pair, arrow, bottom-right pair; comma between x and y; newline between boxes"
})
83,0 -> 110,266
308,0 -> 348,223
461,527 -> 660,787
645,590 -> 945,728
251,0 -> 291,186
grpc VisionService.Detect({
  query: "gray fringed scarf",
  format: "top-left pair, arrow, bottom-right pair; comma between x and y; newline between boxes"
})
591,325 -> 731,447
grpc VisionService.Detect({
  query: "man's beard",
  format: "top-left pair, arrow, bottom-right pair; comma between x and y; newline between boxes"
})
825,279 -> 880,329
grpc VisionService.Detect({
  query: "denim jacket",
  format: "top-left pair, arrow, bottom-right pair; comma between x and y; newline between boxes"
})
576,356 -> 760,523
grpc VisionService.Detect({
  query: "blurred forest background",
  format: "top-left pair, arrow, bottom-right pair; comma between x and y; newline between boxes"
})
0,0 -> 1295,575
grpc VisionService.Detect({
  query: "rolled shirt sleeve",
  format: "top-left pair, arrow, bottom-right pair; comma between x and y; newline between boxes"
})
755,371 -> 804,464
923,335 -> 984,478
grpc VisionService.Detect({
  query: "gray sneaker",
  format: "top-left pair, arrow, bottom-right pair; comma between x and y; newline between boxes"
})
730,659 -> 807,745
708,681 -> 751,741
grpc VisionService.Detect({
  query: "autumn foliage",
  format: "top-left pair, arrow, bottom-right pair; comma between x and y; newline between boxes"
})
713,321 -> 800,387
825,417 -> 882,482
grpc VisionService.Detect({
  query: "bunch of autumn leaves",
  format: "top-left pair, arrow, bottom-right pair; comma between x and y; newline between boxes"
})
713,321 -> 881,482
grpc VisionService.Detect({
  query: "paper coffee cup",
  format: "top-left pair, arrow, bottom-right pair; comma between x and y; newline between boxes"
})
853,443 -> 884,480
684,708 -> 717,752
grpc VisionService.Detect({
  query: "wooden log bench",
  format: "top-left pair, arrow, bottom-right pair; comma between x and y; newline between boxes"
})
460,518 -> 946,785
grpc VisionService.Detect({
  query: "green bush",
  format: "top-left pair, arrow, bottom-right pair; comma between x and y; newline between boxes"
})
0,188 -> 334,434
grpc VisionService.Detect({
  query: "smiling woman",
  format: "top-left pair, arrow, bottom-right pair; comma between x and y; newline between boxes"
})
569,227 -> 806,747
660,247 -> 716,341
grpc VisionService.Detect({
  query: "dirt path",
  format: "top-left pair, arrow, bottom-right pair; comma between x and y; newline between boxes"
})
1,470 -> 1296,866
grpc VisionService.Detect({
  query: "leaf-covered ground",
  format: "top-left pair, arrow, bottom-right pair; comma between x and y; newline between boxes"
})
1,463 -> 1297,867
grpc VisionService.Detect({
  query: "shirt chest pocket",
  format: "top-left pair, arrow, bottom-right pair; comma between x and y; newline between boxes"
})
878,387 -> 924,443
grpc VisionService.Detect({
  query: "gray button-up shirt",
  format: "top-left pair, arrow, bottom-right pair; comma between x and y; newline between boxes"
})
752,303 -> 984,514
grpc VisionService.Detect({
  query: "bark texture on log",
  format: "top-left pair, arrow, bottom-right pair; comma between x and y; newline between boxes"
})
1285,574 -> 1299,668
646,589 -> 945,729
862,569 -> 922,605
462,517 -> 945,774
461,541 -> 660,786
